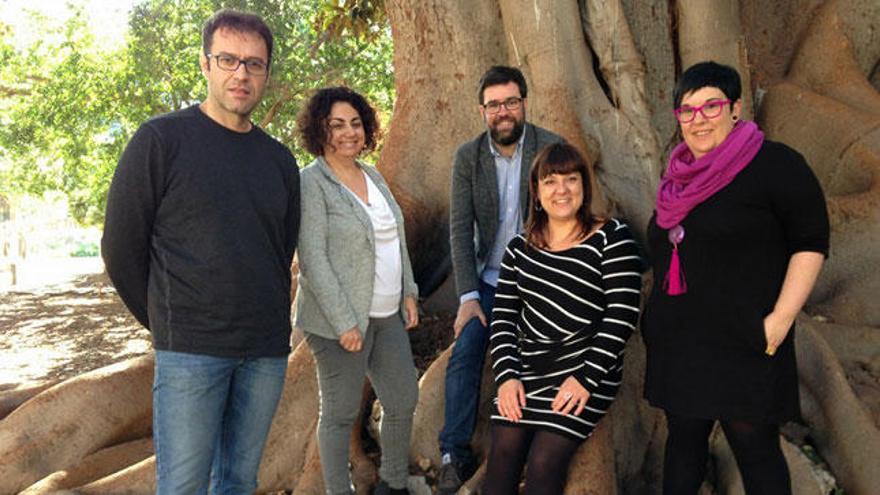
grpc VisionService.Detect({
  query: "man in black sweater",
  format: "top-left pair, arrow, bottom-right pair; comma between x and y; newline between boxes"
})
101,10 -> 299,493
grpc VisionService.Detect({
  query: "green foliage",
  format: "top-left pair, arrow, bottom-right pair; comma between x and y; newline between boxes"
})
315,0 -> 386,42
0,7 -> 127,224
0,0 -> 394,225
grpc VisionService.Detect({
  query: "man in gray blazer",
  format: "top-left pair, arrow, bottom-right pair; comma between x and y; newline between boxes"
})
439,65 -> 563,493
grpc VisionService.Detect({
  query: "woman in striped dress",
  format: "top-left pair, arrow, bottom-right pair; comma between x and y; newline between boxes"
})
484,142 -> 643,494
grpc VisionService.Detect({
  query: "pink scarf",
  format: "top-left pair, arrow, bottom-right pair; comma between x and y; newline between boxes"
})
655,120 -> 764,295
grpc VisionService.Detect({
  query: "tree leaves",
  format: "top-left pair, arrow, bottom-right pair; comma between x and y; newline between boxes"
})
0,0 -> 394,225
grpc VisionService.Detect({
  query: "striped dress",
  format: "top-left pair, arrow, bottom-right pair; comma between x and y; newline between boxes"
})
489,219 -> 642,440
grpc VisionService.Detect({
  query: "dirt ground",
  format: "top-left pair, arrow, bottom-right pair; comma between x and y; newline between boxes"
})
0,272 -> 150,388
0,271 -> 453,391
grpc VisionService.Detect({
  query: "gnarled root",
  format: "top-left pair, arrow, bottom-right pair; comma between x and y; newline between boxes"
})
796,317 -> 880,494
21,437 -> 153,494
0,380 -> 58,420
0,355 -> 153,493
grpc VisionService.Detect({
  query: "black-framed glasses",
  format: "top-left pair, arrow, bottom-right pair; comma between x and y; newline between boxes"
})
206,53 -> 268,76
482,97 -> 523,114
673,99 -> 731,123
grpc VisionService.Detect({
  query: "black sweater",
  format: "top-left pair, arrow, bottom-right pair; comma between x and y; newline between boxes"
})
102,105 -> 300,357
642,140 -> 829,422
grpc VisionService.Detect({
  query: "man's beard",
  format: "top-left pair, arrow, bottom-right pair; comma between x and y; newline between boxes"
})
489,116 -> 525,146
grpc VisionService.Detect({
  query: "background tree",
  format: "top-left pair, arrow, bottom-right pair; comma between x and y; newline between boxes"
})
1,0 -> 879,494
0,0 -> 394,224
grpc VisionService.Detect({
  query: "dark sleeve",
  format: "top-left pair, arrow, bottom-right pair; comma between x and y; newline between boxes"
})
769,147 -> 830,257
489,237 -> 524,385
576,221 -> 643,393
449,143 -> 480,297
101,124 -> 167,329
286,155 -> 301,265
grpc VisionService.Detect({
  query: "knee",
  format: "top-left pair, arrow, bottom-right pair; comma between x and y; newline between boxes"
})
317,390 -> 362,429
448,329 -> 488,370
319,406 -> 359,431
728,435 -> 781,465
380,375 -> 418,418
525,452 -> 556,481
722,422 -> 782,464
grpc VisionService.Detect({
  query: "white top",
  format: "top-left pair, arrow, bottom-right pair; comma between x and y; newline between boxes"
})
346,170 -> 403,317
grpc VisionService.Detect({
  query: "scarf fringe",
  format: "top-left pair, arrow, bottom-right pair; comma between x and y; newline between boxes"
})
663,244 -> 687,296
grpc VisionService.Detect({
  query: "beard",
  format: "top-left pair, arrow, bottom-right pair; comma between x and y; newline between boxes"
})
489,115 -> 525,146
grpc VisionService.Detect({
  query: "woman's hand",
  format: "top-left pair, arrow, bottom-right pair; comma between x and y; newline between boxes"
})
404,296 -> 419,330
763,311 -> 794,356
551,376 -> 590,416
339,327 -> 363,352
763,251 -> 825,356
497,379 -> 526,422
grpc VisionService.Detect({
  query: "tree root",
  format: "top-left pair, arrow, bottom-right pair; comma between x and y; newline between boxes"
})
796,317 -> 880,494
0,380 -> 58,421
21,437 -> 152,494
0,356 -> 152,493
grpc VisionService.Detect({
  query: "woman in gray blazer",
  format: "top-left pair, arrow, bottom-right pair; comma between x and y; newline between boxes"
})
295,87 -> 419,495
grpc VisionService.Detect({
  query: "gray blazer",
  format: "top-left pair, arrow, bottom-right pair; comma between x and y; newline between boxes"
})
295,157 -> 419,339
449,123 -> 563,297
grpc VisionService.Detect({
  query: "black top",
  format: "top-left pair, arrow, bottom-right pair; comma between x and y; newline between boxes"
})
102,105 -> 300,358
489,220 -> 642,440
642,140 -> 829,422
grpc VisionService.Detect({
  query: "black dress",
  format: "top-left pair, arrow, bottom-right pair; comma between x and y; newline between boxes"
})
642,140 -> 829,423
490,219 -> 643,440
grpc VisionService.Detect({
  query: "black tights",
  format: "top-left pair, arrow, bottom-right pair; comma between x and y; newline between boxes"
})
663,412 -> 791,495
484,424 -> 581,495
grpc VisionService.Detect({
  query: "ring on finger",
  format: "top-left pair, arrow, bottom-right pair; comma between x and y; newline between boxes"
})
563,391 -> 573,400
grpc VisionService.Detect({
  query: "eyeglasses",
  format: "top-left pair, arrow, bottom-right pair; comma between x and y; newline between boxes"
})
673,99 -> 731,123
482,97 -> 523,114
206,53 -> 268,76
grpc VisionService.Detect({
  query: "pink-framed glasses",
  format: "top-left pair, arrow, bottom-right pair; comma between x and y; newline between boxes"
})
674,99 -> 732,123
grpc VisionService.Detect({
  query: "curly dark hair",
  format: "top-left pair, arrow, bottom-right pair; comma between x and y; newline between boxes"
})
524,142 -> 598,249
296,87 -> 380,157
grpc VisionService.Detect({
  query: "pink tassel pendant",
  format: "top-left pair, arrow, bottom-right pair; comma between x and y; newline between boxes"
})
663,243 -> 687,295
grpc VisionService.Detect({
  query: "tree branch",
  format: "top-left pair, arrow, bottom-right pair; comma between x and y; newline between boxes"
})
0,85 -> 30,97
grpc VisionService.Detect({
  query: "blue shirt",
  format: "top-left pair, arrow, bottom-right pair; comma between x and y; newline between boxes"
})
460,127 -> 527,303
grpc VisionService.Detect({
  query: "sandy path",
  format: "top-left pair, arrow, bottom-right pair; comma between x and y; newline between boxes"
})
0,273 -> 150,387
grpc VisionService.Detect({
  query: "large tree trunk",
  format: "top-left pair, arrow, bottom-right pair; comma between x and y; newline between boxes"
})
2,1 -> 878,493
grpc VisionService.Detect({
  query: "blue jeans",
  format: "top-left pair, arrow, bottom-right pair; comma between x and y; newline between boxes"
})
153,350 -> 287,495
439,280 -> 495,462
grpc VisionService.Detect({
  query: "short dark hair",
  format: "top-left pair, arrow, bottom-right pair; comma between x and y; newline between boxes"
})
524,142 -> 598,250
297,86 -> 380,157
673,61 -> 741,109
202,9 -> 274,66
478,65 -> 528,104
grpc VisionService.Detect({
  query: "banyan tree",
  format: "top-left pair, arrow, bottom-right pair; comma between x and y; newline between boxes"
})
1,0 -> 879,493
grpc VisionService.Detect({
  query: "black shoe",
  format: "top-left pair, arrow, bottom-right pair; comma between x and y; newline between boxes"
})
437,462 -> 463,495
437,457 -> 476,495
373,479 -> 408,495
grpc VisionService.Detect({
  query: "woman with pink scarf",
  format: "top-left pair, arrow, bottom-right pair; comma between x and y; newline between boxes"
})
641,61 -> 829,494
